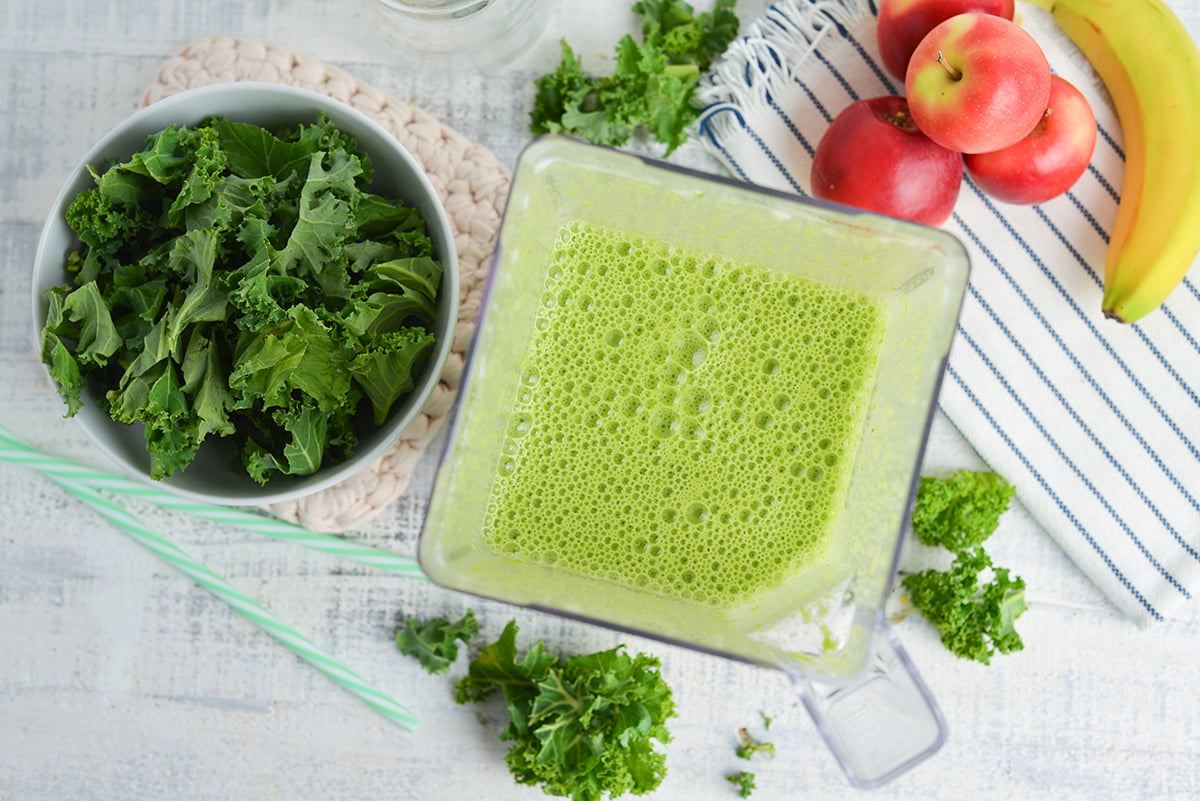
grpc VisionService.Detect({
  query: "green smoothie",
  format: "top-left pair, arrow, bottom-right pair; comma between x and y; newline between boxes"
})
481,221 -> 887,609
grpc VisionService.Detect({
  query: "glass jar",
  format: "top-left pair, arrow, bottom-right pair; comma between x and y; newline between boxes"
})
363,0 -> 556,70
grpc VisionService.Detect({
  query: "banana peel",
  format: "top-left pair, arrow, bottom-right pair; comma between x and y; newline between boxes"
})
1024,0 -> 1200,324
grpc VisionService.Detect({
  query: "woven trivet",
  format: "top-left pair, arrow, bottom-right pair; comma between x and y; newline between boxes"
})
144,37 -> 509,532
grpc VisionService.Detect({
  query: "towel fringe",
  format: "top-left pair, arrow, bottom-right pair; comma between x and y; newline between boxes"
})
697,0 -> 869,168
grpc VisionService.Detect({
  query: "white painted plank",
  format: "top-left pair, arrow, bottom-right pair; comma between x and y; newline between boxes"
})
2,1 -> 1199,799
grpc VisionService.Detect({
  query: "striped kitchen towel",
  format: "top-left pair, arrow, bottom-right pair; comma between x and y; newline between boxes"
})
694,0 -> 1200,626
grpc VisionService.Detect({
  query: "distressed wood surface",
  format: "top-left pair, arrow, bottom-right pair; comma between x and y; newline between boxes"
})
2,2 -> 1199,800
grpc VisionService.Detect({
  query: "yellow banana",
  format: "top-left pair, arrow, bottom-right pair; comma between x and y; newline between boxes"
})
1025,0 -> 1200,323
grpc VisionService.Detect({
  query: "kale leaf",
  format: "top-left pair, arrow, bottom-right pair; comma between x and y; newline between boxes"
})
41,112 -> 442,483
530,0 -> 740,154
396,609 -> 479,674
903,547 -> 1027,665
911,470 -> 1016,551
456,620 -> 676,801
735,726 -> 775,760
726,770 -> 756,797
902,470 -> 1026,664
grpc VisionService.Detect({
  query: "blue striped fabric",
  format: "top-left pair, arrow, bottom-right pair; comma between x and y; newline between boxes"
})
694,0 -> 1200,626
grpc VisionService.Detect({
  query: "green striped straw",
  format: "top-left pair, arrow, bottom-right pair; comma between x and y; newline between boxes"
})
0,425 -> 426,580
0,424 -> 427,728
3,444 -> 419,731
49,475 -> 418,730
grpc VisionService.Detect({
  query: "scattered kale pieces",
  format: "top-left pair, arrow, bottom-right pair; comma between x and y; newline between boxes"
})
904,547 -> 1027,665
726,770 -> 756,798
902,470 -> 1027,664
530,0 -> 740,154
455,620 -> 676,801
911,470 -> 1016,551
725,722 -> 774,796
735,726 -> 775,760
41,114 -> 442,483
396,609 -> 478,674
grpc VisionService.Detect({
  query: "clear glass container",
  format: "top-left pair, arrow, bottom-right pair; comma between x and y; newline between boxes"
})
362,0 -> 555,70
419,135 -> 970,787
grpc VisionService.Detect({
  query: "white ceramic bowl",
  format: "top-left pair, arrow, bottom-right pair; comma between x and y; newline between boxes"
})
32,82 -> 459,506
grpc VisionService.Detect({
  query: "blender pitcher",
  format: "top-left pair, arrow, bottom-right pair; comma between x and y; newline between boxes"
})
418,136 -> 969,787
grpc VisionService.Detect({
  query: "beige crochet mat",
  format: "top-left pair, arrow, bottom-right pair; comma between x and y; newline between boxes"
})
144,37 -> 510,532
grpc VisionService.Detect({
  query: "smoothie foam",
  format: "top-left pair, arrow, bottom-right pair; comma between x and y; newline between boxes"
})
482,221 -> 887,609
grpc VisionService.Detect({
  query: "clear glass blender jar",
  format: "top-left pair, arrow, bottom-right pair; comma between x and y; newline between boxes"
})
419,135 -> 969,787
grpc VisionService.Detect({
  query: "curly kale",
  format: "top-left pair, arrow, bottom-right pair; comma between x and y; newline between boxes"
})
530,0 -> 740,154
911,470 -> 1016,552
396,609 -> 479,675
41,113 -> 442,483
903,471 -> 1026,664
726,771 -> 756,797
903,546 -> 1027,664
456,620 -> 676,801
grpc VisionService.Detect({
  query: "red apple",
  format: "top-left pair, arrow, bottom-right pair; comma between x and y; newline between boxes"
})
810,95 -> 963,226
876,0 -> 1015,83
964,75 -> 1097,204
904,12 -> 1052,154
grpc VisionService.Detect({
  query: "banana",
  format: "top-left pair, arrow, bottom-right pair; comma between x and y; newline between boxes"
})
1025,0 -> 1200,323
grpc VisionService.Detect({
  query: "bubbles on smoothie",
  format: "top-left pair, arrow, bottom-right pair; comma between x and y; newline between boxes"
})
680,418 -> 705,441
649,408 -> 681,439
480,220 -> 887,609
670,330 -> 708,370
680,387 -> 713,416
508,413 -> 533,438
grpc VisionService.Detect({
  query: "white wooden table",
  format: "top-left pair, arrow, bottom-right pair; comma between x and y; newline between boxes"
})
2,2 -> 1199,800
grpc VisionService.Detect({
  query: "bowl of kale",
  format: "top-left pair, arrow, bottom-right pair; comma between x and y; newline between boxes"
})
32,82 -> 459,506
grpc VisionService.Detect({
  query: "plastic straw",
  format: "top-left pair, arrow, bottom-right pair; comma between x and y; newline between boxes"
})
0,425 -> 426,580
8,452 -> 419,730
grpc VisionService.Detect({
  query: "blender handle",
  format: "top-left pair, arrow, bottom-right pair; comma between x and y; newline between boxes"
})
789,622 -> 947,788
